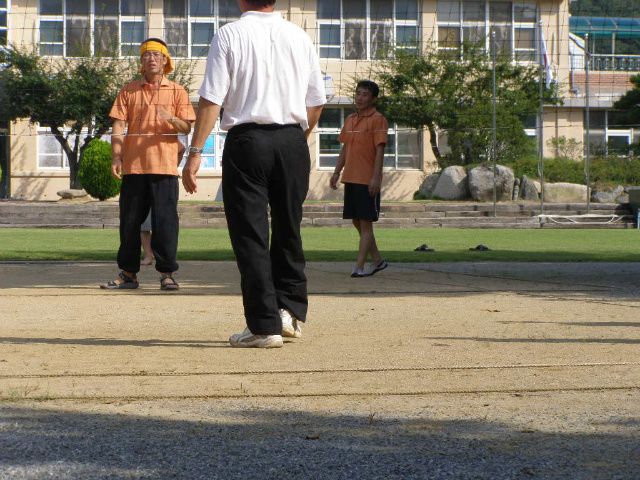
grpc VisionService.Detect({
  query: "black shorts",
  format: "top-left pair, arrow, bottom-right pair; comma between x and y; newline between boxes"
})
343,182 -> 381,222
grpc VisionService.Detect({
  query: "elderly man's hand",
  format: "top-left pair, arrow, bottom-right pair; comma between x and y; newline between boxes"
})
181,155 -> 201,194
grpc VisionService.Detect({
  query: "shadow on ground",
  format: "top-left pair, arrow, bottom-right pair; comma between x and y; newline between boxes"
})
0,404 -> 638,480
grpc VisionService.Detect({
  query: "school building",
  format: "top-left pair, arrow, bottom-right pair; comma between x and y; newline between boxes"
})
0,1 -> 637,201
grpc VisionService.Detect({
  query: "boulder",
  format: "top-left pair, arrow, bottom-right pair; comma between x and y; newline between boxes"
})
519,176 -> 540,201
542,182 -> 588,203
468,165 -> 515,202
431,166 -> 470,200
57,189 -> 88,199
591,185 -> 624,203
418,173 -> 440,199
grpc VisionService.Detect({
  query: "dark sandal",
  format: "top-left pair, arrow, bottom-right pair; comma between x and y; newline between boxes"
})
100,271 -> 138,290
160,274 -> 179,291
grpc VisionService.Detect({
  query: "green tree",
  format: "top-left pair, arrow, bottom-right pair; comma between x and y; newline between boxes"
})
375,43 -> 558,167
0,47 -> 195,189
613,74 -> 640,125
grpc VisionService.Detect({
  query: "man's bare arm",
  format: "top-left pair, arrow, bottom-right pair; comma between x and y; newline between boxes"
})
181,97 -> 222,195
110,119 -> 126,179
305,105 -> 324,139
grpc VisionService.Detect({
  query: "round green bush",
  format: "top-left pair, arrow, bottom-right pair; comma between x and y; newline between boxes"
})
78,139 -> 121,201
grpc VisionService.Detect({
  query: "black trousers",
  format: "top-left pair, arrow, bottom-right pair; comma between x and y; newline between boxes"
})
117,174 -> 179,274
222,123 -> 310,335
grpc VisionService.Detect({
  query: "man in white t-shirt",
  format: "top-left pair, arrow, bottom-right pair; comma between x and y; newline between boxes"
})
182,0 -> 326,348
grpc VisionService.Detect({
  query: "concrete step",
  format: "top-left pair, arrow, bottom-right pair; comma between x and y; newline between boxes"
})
0,201 -> 635,229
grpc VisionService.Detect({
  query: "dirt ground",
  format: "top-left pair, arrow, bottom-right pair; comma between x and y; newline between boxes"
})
0,261 -> 639,479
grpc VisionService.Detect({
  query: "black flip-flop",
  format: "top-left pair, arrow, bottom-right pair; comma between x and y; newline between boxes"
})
469,244 -> 491,251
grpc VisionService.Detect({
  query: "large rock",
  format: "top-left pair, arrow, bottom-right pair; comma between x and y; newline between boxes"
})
591,185 -> 624,203
468,165 -> 515,202
418,173 -> 440,199
57,189 -> 88,199
519,175 -> 540,201
431,166 -> 470,200
543,182 -> 588,203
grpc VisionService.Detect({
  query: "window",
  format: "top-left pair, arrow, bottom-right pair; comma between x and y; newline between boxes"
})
163,0 -> 241,58
585,110 -> 635,156
317,107 -> 422,170
0,0 -> 7,48
39,0 -> 146,57
318,0 -> 419,60
180,131 -> 225,170
38,129 -> 111,169
437,1 -> 537,61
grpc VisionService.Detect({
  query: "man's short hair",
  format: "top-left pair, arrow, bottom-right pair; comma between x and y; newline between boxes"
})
245,0 -> 276,7
357,80 -> 380,98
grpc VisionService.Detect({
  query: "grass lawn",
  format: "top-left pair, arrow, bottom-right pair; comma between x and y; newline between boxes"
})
0,228 -> 639,262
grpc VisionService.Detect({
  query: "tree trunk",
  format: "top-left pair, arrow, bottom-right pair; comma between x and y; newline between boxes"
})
427,123 -> 442,163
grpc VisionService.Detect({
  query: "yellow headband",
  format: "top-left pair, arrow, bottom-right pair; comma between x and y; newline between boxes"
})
139,41 -> 174,74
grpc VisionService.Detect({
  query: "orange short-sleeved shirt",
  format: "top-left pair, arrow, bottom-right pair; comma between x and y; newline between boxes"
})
338,108 -> 388,185
109,77 -> 196,176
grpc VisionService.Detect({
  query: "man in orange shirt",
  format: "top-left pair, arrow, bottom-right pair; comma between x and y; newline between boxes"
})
330,80 -> 389,278
101,38 -> 196,290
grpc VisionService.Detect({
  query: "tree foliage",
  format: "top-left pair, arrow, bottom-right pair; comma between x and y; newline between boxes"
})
613,74 -> 640,126
375,43 -> 559,167
0,47 -> 195,189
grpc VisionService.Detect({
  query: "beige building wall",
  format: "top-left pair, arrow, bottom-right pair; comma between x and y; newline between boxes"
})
6,0 -> 587,202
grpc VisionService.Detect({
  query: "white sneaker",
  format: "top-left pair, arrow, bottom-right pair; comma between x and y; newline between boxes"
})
229,328 -> 283,348
279,309 -> 302,338
351,267 -> 368,278
365,259 -> 389,276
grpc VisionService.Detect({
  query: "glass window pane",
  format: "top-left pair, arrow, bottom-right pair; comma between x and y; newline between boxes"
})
191,45 -> 210,56
438,26 -> 460,46
491,25 -> 511,55
166,19 -> 188,57
490,2 -> 511,23
320,25 -> 340,46
396,0 -> 419,21
40,20 -> 63,42
397,26 -> 418,45
386,133 -> 396,155
344,0 -> 365,20
94,0 -> 118,16
319,47 -> 340,59
40,135 -> 62,155
67,0 -> 90,15
515,28 -> 534,49
67,18 -> 90,56
0,31 -> 6,46
317,0 -> 340,20
514,3 -> 536,23
41,0 -> 63,15
319,108 -> 341,128
122,0 -> 145,16
164,0 -> 186,17
319,133 -> 341,155
95,19 -> 119,56
397,130 -> 421,168
192,23 -> 214,45
370,0 -> 392,21
122,21 -> 145,44
219,0 -> 241,19
319,156 -> 338,169
344,21 -> 365,59
437,1 -> 460,23
463,26 -> 485,44
371,22 -> 392,58
463,1 -> 485,22
190,0 -> 213,16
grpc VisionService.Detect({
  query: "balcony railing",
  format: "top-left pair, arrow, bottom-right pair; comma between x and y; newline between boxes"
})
589,54 -> 640,72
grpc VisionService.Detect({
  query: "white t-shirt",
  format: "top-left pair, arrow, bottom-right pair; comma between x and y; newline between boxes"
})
198,11 -> 326,131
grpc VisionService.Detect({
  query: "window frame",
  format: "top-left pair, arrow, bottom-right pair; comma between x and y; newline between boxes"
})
316,107 -> 422,171
39,0 -> 147,57
0,0 -> 8,48
163,0 -> 241,59
436,1 -> 538,63
317,0 -> 420,61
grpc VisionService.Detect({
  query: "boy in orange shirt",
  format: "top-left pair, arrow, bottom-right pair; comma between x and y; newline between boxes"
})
330,80 -> 389,277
